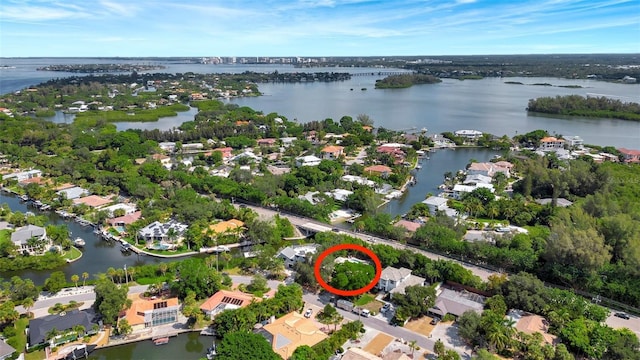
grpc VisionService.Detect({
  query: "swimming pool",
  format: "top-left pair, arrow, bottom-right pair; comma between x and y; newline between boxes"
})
149,243 -> 172,250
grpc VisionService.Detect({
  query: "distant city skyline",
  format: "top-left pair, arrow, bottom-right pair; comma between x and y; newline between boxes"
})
1,0 -> 639,57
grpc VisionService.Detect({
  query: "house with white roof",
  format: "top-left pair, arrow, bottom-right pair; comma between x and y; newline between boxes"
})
454,129 -> 483,140
2,169 -> 42,182
325,189 -> 353,202
422,196 -> 449,215
277,244 -> 319,268
295,155 -> 322,167
463,174 -> 493,185
11,225 -> 50,255
57,186 -> 89,200
341,175 -> 375,187
138,220 -> 188,243
377,266 -> 426,296
452,183 -> 494,200
563,135 -> 584,148
101,203 -> 137,217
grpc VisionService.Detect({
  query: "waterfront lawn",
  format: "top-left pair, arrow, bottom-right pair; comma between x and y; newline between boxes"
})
63,246 -> 82,261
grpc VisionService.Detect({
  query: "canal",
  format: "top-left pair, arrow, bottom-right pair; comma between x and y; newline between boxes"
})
0,192 -> 176,285
88,332 -> 214,360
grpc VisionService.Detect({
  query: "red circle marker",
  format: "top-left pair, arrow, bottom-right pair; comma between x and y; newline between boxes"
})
314,243 -> 382,297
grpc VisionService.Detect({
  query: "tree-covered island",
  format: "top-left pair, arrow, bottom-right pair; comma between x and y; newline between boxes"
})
527,95 -> 640,121
37,64 -> 167,73
375,73 -> 442,88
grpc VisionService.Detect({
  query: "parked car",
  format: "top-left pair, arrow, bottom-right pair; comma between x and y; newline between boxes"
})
430,317 -> 440,325
381,303 -> 391,312
614,312 -> 630,320
360,309 -> 370,317
304,308 -> 313,318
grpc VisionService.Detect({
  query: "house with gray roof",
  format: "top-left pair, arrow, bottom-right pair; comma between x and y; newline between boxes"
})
28,309 -> 98,347
428,288 -> 485,319
377,266 -> 426,296
277,244 -> 319,268
11,224 -> 49,255
138,219 -> 188,243
422,196 -> 449,215
0,339 -> 15,360
57,186 -> 89,200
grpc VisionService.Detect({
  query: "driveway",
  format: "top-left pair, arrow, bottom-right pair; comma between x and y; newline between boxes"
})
429,322 -> 473,359
606,312 -> 640,339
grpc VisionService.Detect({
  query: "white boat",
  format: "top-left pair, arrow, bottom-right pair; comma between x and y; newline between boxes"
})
74,238 -> 86,247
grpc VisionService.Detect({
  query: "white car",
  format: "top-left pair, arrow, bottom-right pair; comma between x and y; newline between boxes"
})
304,308 -> 313,318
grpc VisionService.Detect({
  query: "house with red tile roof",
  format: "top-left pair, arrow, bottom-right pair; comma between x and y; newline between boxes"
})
257,138 -> 277,146
120,294 -> 180,332
321,145 -> 344,160
199,290 -> 260,317
618,148 -> 640,163
539,137 -> 565,151
394,220 -> 422,233
364,165 -> 393,177
107,211 -> 142,227
212,147 -> 234,160
73,195 -> 112,208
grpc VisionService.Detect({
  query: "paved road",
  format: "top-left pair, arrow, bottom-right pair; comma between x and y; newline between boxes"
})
244,203 -> 496,280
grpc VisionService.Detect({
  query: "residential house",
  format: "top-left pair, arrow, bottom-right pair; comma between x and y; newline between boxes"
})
11,225 -> 49,255
463,174 -> 493,185
57,186 -> 89,200
182,143 -> 204,151
324,189 -> 353,202
296,155 -> 322,167
364,165 -> 393,177
158,142 -> 176,152
467,161 -> 512,178
277,244 -> 319,268
454,129 -> 483,140
377,266 -> 426,296
539,137 -> 565,151
452,183 -> 494,200
107,211 -> 142,227
151,153 -> 172,168
563,135 -> 584,148
342,348 -> 411,360
279,137 -> 298,147
257,312 -> 327,359
394,220 -> 422,233
267,165 -> 291,176
73,195 -> 112,208
0,339 -> 15,360
377,146 -> 406,164
535,198 -> 573,207
101,203 -> 137,217
200,290 -> 260,318
428,288 -> 485,319
28,310 -> 98,348
230,151 -> 261,163
422,196 -> 449,215
2,169 -> 42,182
321,145 -> 344,160
509,310 -> 557,345
203,219 -> 245,237
341,175 -> 375,187
257,138 -> 277,147
298,191 -> 321,205
492,161 -> 514,177
138,220 -> 188,243
212,147 -> 234,161
618,148 -> 640,163
120,294 -> 180,332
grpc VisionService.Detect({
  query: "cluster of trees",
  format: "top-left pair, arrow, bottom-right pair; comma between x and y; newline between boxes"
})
374,74 -> 441,88
215,331 -> 281,360
527,95 -> 640,121
391,285 -> 437,324
329,261 -> 375,291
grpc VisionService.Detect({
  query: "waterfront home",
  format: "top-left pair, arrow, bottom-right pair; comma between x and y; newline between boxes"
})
120,295 -> 180,332
72,195 -> 112,209
377,266 -> 425,297
364,165 -> 393,177
454,129 -> 483,141
539,137 -> 565,151
467,161 -> 512,178
428,288 -> 485,319
1,169 -> 42,182
0,339 -> 15,360
463,174 -> 493,185
320,145 -> 344,160
57,186 -> 89,200
107,211 -> 142,228
257,312 -> 327,359
618,148 -> 640,163
199,290 -> 260,318
11,225 -> 49,255
563,135 -> 584,148
324,189 -> 353,202
28,310 -> 98,348
341,175 -> 375,187
101,203 -> 137,217
422,196 -> 449,215
138,220 -> 188,243
377,145 -> 406,164
277,244 -> 319,268
295,155 -> 322,167
203,219 -> 245,238
452,183 -> 495,200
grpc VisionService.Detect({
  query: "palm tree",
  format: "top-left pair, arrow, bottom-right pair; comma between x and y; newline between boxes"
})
71,274 -> 80,288
158,263 -> 168,277
46,327 -> 59,341
107,267 -> 116,283
408,339 -> 419,358
23,297 -> 34,316
82,272 -> 89,287
486,324 -> 509,353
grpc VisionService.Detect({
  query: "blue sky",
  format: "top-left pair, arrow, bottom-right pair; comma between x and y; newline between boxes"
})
1,0 -> 639,57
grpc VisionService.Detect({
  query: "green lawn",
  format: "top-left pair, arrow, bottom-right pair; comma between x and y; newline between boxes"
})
63,246 -> 82,261
0,229 -> 10,243
354,293 -> 375,306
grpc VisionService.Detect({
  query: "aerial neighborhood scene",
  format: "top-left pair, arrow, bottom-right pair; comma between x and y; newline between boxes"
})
0,1 -> 639,360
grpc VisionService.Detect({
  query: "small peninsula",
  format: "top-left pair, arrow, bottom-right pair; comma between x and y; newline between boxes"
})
37,63 -> 167,73
527,95 -> 640,121
374,74 -> 441,89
